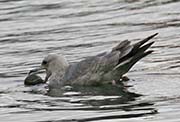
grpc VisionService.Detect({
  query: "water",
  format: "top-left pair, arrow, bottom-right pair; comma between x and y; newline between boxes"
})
1,0 -> 180,121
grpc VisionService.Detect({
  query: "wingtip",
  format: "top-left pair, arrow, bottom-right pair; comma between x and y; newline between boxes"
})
147,50 -> 154,54
149,41 -> 155,47
151,33 -> 158,38
138,50 -> 154,60
134,33 -> 158,48
146,33 -> 158,40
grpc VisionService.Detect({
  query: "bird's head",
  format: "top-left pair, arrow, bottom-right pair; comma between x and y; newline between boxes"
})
29,54 -> 69,83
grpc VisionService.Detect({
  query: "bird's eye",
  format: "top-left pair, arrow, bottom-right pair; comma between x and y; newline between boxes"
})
42,60 -> 48,65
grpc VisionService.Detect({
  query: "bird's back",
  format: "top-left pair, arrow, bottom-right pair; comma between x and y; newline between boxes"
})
63,33 -> 157,86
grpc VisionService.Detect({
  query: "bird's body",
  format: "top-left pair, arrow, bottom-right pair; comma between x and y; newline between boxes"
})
29,33 -> 158,88
63,51 -> 129,86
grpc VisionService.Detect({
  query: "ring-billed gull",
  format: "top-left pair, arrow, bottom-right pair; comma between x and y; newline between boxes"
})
29,33 -> 158,88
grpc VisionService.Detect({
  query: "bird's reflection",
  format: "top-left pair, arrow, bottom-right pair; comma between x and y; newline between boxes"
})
42,81 -> 158,121
47,82 -> 154,107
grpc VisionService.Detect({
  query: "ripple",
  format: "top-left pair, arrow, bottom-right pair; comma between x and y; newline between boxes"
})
1,0 -> 180,121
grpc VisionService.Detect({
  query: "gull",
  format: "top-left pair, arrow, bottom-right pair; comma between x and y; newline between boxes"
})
30,33 -> 158,88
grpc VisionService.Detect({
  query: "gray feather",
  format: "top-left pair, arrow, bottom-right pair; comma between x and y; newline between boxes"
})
63,33 -> 158,85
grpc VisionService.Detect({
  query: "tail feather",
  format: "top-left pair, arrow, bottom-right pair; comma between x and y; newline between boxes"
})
113,33 -> 157,76
112,40 -> 130,52
113,50 -> 153,77
137,41 -> 154,54
127,50 -> 153,69
132,33 -> 158,53
117,33 -> 157,65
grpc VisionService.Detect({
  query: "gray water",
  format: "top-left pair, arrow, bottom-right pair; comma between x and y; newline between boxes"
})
1,0 -> 180,121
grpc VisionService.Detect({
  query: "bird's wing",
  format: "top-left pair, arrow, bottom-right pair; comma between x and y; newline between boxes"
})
64,33 -> 158,85
63,52 -> 109,83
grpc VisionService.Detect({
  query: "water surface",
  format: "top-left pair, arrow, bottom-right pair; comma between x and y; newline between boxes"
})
1,0 -> 180,121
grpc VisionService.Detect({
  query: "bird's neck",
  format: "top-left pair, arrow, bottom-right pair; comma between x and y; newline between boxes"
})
48,64 -> 69,88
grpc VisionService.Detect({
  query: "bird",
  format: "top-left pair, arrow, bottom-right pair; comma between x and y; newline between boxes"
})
29,33 -> 158,88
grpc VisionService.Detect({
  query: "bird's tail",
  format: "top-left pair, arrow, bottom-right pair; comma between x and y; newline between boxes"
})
113,33 -> 158,76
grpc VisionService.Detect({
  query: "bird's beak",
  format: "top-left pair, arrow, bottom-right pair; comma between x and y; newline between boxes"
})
29,65 -> 51,83
28,66 -> 45,75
